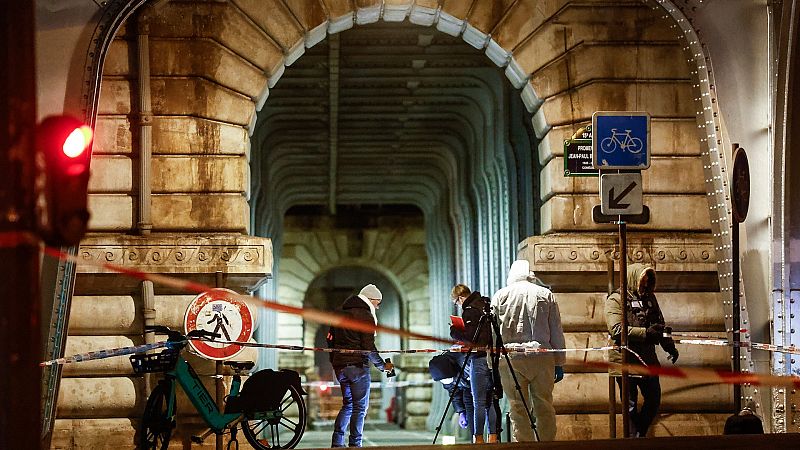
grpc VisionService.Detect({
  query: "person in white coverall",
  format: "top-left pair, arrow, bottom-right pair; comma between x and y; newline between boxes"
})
491,259 -> 566,442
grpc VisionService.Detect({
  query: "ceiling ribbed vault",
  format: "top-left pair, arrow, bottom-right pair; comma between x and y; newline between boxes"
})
250,22 -> 536,344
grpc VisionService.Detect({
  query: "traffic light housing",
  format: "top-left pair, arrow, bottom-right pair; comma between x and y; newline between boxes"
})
35,115 -> 93,246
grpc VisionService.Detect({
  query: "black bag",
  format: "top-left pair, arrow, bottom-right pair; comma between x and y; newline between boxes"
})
723,412 -> 764,434
224,369 -> 305,415
428,353 -> 459,381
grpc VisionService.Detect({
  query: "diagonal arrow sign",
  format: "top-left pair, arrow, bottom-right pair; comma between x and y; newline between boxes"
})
608,181 -> 637,209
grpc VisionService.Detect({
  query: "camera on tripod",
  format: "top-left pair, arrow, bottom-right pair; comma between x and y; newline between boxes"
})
385,358 -> 396,378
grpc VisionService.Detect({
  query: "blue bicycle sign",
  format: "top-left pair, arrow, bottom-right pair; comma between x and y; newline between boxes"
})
592,112 -> 650,169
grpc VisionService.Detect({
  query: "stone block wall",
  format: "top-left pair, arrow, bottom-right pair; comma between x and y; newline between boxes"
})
54,0 -> 730,446
54,3 -> 273,447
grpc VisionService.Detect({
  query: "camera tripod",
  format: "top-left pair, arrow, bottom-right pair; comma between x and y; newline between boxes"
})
432,305 -> 540,443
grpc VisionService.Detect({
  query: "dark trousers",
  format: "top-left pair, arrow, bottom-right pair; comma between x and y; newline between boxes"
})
616,376 -> 661,437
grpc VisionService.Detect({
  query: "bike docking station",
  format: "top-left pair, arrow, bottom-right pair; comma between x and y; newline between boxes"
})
590,111 -> 651,439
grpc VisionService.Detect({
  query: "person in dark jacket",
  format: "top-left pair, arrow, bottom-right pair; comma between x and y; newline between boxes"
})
451,284 -> 498,443
330,284 -> 394,448
606,263 -> 679,437
429,352 -> 475,434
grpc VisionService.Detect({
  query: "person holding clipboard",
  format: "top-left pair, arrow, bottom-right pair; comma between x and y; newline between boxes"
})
450,284 -> 498,444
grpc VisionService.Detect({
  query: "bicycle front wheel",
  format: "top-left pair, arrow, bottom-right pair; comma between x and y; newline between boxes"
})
241,384 -> 307,449
141,383 -> 174,450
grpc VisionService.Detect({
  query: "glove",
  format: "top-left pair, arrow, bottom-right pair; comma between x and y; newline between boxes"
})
661,337 -> 679,364
645,324 -> 665,343
667,348 -> 679,364
458,411 -> 469,429
554,366 -> 564,383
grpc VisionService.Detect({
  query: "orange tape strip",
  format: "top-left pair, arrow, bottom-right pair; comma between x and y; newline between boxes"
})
43,247 -> 453,345
0,231 -> 38,248
587,360 -> 800,388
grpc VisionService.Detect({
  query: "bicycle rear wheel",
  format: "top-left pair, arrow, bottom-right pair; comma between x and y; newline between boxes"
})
141,383 -> 175,450
241,384 -> 306,449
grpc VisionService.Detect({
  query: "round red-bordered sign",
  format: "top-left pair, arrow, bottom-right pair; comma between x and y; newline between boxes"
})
184,288 -> 254,360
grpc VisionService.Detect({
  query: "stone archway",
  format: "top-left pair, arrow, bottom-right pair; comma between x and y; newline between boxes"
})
276,213 -> 429,357
54,0 -> 739,445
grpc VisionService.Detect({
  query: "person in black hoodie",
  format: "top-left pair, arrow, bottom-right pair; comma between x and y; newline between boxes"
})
451,284 -> 498,443
428,352 -> 474,434
330,284 -> 394,448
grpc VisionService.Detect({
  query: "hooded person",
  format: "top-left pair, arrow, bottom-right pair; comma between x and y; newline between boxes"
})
491,259 -> 566,442
428,352 -> 475,434
330,284 -> 394,448
605,263 -> 679,438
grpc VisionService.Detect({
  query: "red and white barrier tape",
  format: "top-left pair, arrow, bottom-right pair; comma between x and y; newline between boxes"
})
42,247 -> 453,346
587,360 -> 800,388
36,245 -> 800,387
203,338 -> 617,356
671,329 -> 747,340
40,341 -> 168,366
304,380 -> 436,389
0,231 -> 38,248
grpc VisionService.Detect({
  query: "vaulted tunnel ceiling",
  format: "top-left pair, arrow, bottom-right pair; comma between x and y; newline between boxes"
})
250,21 -> 537,296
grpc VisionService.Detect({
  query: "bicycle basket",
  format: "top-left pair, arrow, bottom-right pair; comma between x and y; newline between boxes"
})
130,348 -> 180,374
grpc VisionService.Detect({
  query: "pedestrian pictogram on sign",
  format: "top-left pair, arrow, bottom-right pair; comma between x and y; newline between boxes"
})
184,288 -> 254,360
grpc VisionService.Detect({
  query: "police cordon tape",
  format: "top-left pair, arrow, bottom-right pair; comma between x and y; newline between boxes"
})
193,338 -> 619,356
303,380 -> 436,389
0,231 -> 39,248
39,338 -> 618,366
42,246 -> 453,347
588,360 -> 800,389
38,246 -> 800,388
40,341 -> 168,366
40,338 -> 800,388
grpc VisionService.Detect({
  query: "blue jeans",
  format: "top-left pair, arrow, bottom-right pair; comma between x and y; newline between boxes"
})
468,354 -> 496,436
332,365 -> 371,447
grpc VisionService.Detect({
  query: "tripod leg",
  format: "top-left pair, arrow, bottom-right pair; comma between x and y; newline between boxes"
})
432,349 -> 472,445
501,353 -> 540,442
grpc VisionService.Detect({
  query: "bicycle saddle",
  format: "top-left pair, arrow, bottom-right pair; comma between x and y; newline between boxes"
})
224,361 -> 255,371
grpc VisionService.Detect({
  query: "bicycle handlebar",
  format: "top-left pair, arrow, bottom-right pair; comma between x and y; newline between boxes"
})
145,325 -> 172,334
145,325 -> 184,341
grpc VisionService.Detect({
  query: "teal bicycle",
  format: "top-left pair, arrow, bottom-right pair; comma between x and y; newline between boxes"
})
130,326 -> 307,450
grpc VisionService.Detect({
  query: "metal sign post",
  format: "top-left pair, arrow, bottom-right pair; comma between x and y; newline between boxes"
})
731,145 -> 750,413
591,111 -> 652,438
619,220 -> 630,439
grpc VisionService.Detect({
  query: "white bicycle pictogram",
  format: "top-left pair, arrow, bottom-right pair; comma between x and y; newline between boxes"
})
600,128 -> 643,154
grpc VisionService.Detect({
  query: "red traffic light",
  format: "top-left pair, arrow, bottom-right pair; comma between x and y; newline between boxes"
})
35,115 -> 93,246
62,125 -> 93,159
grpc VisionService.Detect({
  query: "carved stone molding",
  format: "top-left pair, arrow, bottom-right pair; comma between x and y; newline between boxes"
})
518,233 -> 717,273
76,234 -> 273,294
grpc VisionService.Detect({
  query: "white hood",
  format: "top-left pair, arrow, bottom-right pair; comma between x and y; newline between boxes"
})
358,294 -> 378,331
507,259 -> 534,285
